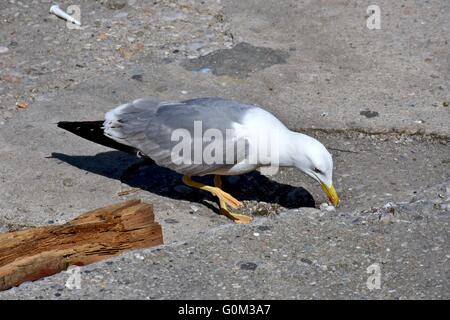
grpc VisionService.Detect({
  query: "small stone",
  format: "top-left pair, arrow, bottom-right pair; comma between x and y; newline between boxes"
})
240,262 -> 257,271
360,110 -> 379,118
0,46 -> 9,54
155,85 -> 168,93
131,74 -> 143,82
63,178 -> 74,187
443,101 -> 449,107
134,253 -> 144,260
379,211 -> 395,224
15,101 -> 28,109
319,203 -> 335,212
253,232 -> 260,237
105,0 -> 127,10
300,257 -> 313,265
192,67 -> 211,74
164,218 -> 179,224
383,202 -> 395,210
96,32 -> 110,41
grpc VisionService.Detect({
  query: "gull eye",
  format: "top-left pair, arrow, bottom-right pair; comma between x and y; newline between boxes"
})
313,168 -> 322,174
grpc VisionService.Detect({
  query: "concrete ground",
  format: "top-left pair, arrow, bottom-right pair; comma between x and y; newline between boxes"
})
0,0 -> 449,299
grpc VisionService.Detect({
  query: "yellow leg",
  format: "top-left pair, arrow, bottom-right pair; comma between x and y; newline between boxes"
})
213,175 -> 222,189
182,175 -> 252,224
213,175 -> 252,224
182,175 -> 242,208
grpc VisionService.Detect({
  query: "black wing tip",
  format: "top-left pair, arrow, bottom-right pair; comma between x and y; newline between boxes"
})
56,120 -> 140,155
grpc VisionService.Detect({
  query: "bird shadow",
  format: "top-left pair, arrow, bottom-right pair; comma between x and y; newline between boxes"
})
50,151 -> 316,212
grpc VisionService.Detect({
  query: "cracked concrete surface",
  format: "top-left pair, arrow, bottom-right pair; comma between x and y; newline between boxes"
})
0,0 -> 449,299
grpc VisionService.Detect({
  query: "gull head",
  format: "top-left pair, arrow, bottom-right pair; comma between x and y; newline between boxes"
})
291,133 -> 339,207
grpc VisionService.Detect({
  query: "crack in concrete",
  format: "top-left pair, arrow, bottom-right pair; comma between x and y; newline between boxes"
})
296,127 -> 449,144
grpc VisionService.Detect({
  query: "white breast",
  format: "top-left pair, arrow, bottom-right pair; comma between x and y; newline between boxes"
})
212,107 -> 293,175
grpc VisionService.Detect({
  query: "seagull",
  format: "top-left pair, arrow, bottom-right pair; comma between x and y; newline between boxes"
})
58,97 -> 339,224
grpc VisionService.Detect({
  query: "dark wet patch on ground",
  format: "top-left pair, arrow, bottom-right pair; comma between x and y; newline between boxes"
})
360,110 -> 379,118
182,42 -> 289,78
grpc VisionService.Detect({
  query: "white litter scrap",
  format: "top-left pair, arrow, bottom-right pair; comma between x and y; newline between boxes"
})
50,4 -> 81,26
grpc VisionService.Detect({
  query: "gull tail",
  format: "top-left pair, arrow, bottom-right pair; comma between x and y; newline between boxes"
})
57,121 -> 139,155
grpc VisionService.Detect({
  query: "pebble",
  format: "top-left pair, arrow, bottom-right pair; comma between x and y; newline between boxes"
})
319,203 -> 336,212
62,178 -> 74,187
240,262 -> 258,271
192,67 -> 211,74
134,253 -> 145,260
439,203 -> 450,212
105,0 -> 127,10
0,46 -> 9,54
379,210 -> 395,224
131,74 -> 143,82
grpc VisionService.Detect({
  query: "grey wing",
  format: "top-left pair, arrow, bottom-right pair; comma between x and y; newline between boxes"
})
104,97 -> 254,176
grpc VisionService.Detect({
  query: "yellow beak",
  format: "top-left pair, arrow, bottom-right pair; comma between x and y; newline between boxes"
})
320,182 -> 339,207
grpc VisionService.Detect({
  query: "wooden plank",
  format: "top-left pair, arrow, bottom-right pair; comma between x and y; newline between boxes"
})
0,200 -> 163,291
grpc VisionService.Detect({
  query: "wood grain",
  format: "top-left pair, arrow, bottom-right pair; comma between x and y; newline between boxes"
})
0,200 -> 163,291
